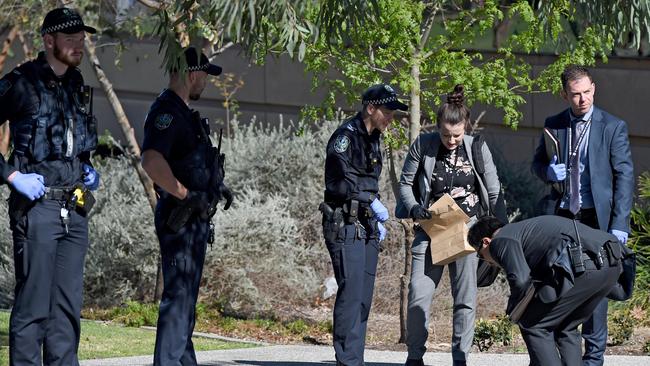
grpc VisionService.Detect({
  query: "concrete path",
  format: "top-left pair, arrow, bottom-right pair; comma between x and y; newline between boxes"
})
80,344 -> 650,366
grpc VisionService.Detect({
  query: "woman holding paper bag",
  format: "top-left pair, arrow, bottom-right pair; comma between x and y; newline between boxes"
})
395,84 -> 502,366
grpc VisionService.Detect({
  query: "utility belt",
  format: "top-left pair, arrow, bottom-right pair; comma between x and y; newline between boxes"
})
8,185 -> 95,228
319,200 -> 375,243
322,200 -> 372,222
45,186 -> 95,215
568,241 -> 617,274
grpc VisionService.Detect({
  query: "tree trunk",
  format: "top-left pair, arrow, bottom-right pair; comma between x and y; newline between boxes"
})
408,60 -> 422,144
394,51 -> 423,344
0,25 -> 19,156
398,219 -> 414,343
493,17 -> 511,49
83,37 -> 164,301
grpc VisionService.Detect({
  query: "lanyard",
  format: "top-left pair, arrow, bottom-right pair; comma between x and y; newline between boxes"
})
567,116 -> 591,170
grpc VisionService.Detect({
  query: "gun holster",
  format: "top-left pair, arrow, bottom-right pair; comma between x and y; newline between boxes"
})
320,202 -> 344,242
8,191 -> 35,224
166,202 -> 193,233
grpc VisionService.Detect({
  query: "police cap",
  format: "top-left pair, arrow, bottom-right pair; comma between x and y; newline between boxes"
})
362,84 -> 408,111
41,7 -> 97,36
184,47 -> 222,76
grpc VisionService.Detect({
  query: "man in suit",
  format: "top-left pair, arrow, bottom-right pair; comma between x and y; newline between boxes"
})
468,216 -> 623,366
531,65 -> 634,365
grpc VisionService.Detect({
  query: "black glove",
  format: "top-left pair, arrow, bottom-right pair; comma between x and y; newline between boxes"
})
410,204 -> 432,220
218,184 -> 233,210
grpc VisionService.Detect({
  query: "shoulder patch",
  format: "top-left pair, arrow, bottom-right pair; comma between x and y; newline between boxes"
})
334,135 -> 351,153
155,113 -> 174,130
0,79 -> 12,96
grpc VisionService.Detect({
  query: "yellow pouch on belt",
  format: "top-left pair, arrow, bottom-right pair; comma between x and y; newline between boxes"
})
72,188 -> 95,216
73,188 -> 85,207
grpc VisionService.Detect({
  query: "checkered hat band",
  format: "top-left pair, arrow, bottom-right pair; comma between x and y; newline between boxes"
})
41,19 -> 83,35
188,63 -> 209,72
362,96 -> 398,105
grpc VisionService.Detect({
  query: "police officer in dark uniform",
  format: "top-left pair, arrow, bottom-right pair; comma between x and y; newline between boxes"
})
0,8 -> 99,366
321,84 -> 407,366
468,216 -> 624,366
141,47 -> 233,366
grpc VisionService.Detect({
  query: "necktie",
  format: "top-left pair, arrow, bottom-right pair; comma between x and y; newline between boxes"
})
569,120 -> 584,214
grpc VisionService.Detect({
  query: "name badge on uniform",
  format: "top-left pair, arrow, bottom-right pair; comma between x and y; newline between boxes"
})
155,113 -> 173,130
334,135 -> 350,153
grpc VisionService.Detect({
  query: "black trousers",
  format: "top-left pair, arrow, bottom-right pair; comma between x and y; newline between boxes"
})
9,199 -> 89,366
518,263 -> 620,366
325,219 -> 380,366
153,200 -> 209,366
557,208 -> 609,365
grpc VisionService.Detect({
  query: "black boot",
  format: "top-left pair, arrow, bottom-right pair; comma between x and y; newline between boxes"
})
405,359 -> 425,366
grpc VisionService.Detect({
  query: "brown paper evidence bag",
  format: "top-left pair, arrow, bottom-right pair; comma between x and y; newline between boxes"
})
419,193 -> 474,265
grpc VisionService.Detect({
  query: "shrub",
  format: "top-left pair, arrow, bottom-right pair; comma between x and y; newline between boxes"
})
490,148 -> 546,221
629,172 -> 650,311
108,300 -> 159,327
608,309 -> 635,346
84,157 -> 159,306
473,315 -> 514,352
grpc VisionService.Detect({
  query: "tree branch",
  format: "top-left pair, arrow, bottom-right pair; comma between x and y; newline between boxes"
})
209,41 -> 234,57
418,4 -> 439,53
137,0 -> 166,9
16,30 -> 34,61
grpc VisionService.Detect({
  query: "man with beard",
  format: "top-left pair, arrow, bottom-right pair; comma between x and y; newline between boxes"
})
0,7 -> 100,366
141,47 -> 233,366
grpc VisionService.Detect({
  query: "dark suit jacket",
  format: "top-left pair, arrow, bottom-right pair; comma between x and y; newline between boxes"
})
531,106 -> 634,233
489,216 -> 620,315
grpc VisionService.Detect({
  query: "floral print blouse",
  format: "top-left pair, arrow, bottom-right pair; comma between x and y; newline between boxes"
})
430,144 -> 479,217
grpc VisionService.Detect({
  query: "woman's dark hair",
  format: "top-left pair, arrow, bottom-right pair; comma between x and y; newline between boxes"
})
468,216 -> 505,250
437,84 -> 471,129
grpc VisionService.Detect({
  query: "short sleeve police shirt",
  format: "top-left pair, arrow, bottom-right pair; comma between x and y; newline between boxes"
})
142,89 -> 194,160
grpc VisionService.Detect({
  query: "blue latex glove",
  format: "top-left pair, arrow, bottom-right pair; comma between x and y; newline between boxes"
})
11,172 -> 45,201
546,155 -> 566,182
82,164 -> 100,191
370,198 -> 389,222
610,229 -> 628,244
377,222 -> 387,242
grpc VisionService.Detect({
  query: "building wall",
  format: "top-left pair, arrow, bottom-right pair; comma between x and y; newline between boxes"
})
2,39 -> 649,179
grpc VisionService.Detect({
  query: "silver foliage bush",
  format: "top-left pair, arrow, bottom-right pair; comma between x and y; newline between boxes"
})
0,115 -> 419,316
0,186 -> 13,308
84,156 -> 159,306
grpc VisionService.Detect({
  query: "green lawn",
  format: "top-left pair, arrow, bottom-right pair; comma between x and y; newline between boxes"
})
0,310 -> 255,364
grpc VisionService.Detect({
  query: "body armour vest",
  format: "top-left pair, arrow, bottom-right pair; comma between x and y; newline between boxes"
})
10,61 -> 97,167
166,112 -> 217,193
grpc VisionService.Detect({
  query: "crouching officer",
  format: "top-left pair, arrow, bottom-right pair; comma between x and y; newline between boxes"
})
321,84 -> 407,366
141,47 -> 233,366
468,215 -> 627,366
0,8 -> 100,365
